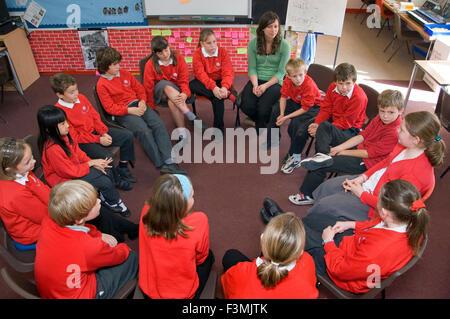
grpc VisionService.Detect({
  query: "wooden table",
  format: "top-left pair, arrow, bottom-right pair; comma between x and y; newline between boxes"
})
382,0 -> 438,59
405,60 -> 450,110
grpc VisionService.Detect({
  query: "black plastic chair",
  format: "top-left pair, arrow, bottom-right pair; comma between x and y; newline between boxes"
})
438,89 -> 449,178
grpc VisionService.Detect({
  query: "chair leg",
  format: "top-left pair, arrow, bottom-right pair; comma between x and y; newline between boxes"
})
234,104 -> 241,128
376,19 -> 388,37
381,289 -> 386,299
192,101 -> 197,116
440,166 -> 449,178
384,36 -> 396,52
304,137 -> 314,157
387,42 -> 403,62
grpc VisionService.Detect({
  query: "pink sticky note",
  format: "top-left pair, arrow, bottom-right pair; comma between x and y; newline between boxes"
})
179,42 -> 185,49
232,39 -> 238,45
173,31 -> 180,38
185,30 -> 192,37
185,48 -> 191,55
232,32 -> 238,39
168,37 -> 175,43
215,31 -> 221,39
238,31 -> 245,39
225,31 -> 231,38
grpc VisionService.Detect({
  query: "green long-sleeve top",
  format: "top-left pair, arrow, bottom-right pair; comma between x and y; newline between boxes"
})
247,37 -> 291,86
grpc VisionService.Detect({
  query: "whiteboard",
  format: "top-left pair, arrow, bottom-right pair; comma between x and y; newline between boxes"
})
142,0 -> 251,17
285,0 -> 347,37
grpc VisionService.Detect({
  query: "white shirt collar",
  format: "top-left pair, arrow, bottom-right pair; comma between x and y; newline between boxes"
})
373,221 -> 407,233
65,224 -> 91,233
255,257 -> 297,272
101,71 -> 120,80
201,47 -> 218,57
57,98 -> 80,109
334,85 -> 354,99
14,172 -> 29,186
158,58 -> 173,66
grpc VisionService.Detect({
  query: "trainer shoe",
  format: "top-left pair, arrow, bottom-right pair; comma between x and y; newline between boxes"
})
281,158 -> 301,174
288,193 -> 315,206
300,153 -> 333,171
160,163 -> 188,175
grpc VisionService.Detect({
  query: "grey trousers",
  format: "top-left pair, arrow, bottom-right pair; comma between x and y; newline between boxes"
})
95,250 -> 139,299
116,104 -> 172,168
307,174 -> 371,222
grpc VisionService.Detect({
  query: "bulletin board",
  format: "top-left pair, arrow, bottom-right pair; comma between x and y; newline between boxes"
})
6,0 -> 148,28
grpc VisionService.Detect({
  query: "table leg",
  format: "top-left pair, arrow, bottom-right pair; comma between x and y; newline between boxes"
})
404,63 -> 419,111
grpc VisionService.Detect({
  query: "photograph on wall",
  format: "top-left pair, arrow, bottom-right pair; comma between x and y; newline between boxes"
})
78,29 -> 108,69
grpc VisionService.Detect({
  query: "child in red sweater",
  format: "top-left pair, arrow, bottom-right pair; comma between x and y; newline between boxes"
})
303,179 -> 429,294
290,89 -> 404,205
139,174 -> 214,299
37,105 -> 132,217
221,212 -> 318,299
301,63 -> 368,171
35,180 -> 138,299
96,46 -> 186,175
189,28 -> 238,132
306,111 -> 445,222
51,73 -> 136,185
266,57 -> 323,173
0,137 -> 138,246
144,36 -> 207,139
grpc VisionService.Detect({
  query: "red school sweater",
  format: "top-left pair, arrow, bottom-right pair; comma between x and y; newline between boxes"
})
324,218 -> 413,294
0,172 -> 49,244
55,93 -> 108,144
315,82 -> 368,130
41,136 -> 91,187
280,75 -> 323,111
138,204 -> 209,299
360,143 -> 434,219
96,70 -> 147,116
35,216 -> 130,299
192,46 -> 234,90
357,114 -> 402,169
143,53 -> 191,109
221,252 -> 319,299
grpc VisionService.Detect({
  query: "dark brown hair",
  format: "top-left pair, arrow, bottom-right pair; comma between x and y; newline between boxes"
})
150,36 -> 177,75
96,47 -> 122,74
256,11 -> 281,55
378,180 -> 429,255
334,62 -> 357,82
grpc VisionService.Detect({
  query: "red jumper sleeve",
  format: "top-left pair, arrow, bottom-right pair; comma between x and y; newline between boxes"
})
96,80 -> 129,116
143,60 -> 157,109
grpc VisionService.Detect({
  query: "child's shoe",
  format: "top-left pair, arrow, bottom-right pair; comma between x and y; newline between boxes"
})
160,163 -> 188,175
115,178 -> 133,191
300,153 -> 333,171
116,165 -> 137,183
281,155 -> 301,174
101,199 -> 131,217
288,193 -> 314,206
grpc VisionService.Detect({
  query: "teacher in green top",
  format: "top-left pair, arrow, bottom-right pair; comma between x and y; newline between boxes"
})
240,11 -> 290,134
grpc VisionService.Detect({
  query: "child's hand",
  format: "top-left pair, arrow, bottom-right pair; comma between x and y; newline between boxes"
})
174,92 -> 187,107
212,87 -> 223,100
101,233 -> 118,247
308,123 -> 318,137
99,134 -> 112,146
342,178 -> 364,198
332,221 -> 356,233
218,87 -> 229,99
322,226 -> 336,242
276,116 -> 287,126
89,158 -> 113,174
128,107 -> 145,117
329,146 -> 341,156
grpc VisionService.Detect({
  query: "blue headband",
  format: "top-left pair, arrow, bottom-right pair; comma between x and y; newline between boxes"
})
173,174 -> 191,201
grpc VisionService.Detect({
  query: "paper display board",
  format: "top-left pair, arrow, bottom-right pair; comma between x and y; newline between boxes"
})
285,0 -> 347,37
142,0 -> 251,17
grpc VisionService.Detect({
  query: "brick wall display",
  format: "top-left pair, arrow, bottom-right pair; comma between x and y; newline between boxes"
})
28,27 -> 251,74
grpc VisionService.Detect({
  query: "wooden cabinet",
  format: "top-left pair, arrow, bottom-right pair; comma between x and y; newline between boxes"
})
0,27 -> 39,91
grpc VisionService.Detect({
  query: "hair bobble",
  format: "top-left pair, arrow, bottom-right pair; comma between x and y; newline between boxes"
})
435,135 -> 442,142
411,199 -> 426,212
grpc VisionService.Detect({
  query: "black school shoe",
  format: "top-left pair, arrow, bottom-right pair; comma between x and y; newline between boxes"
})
160,163 -> 188,175
116,165 -> 137,183
115,178 -> 133,191
260,198 -> 285,224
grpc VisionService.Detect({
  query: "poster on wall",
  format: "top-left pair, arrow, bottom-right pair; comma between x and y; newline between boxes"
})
78,29 -> 108,69
6,0 -> 147,28
22,0 -> 45,27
